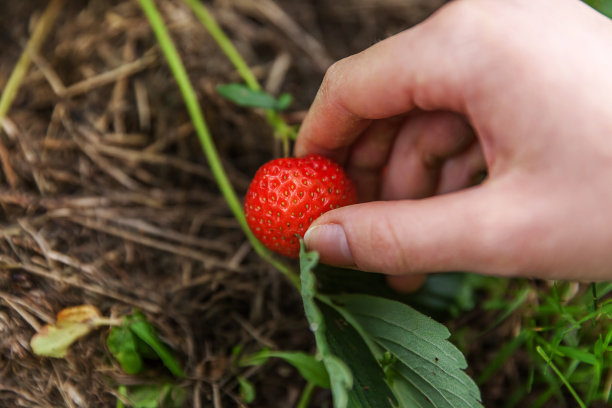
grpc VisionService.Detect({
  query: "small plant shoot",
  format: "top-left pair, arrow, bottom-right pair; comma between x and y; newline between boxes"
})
217,83 -> 293,111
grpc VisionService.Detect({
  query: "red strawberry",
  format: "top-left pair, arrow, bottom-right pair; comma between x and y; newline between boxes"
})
244,154 -> 357,258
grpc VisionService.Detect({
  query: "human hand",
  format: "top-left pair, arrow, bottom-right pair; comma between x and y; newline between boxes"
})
295,0 -> 612,289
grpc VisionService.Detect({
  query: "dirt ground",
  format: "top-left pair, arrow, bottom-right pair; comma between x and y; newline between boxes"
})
0,1 -> 585,407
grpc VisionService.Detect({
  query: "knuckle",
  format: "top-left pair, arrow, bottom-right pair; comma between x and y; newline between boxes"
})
436,1 -> 492,43
434,0 -> 513,53
318,58 -> 349,102
428,0 -> 525,88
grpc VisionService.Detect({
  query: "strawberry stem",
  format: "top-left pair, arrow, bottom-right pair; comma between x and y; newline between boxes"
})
183,0 -> 297,156
138,0 -> 299,288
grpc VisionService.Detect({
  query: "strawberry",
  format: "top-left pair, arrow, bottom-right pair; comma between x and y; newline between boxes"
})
244,154 -> 357,258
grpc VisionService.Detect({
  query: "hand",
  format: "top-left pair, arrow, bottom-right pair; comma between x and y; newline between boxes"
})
295,0 -> 612,289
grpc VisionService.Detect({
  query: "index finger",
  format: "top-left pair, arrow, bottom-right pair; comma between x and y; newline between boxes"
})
294,2 -> 476,161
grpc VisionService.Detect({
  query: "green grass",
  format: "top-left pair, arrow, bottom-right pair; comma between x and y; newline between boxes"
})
476,279 -> 612,407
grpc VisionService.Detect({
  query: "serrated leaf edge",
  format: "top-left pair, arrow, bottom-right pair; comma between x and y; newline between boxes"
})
300,242 -> 353,408
336,294 -> 483,408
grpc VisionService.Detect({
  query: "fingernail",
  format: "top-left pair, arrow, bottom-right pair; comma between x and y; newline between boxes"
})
304,224 -> 354,266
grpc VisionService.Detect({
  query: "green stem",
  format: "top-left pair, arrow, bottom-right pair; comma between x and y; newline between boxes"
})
116,385 -> 128,408
296,381 -> 316,408
183,0 -> 297,152
137,0 -> 298,289
184,0 -> 259,91
536,346 -> 587,408
0,0 -> 65,123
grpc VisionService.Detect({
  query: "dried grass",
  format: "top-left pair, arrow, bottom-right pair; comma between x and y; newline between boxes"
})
0,0 -> 443,406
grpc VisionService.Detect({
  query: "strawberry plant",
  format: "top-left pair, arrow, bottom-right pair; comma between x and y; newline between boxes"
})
136,0 -> 484,406
300,244 -> 482,407
14,1 -> 609,407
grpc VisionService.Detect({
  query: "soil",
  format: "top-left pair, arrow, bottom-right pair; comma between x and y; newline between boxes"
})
0,1 -> 589,407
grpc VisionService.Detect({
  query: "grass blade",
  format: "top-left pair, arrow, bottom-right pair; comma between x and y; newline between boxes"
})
127,312 -> 185,378
536,346 -> 587,408
0,0 -> 65,122
137,0 -> 298,288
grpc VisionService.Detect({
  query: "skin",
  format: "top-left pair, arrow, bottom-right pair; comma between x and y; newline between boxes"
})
295,0 -> 612,291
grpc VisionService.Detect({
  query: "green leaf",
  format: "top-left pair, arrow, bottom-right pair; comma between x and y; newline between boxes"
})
300,242 -> 397,408
217,83 -> 292,111
238,348 -> 270,367
267,351 -> 330,389
134,333 -> 160,360
300,243 -> 353,408
123,385 -> 161,408
390,371 -> 441,408
314,264 -> 478,319
319,301 -> 397,407
275,93 -> 293,110
107,325 -> 143,374
583,0 -> 612,18
117,385 -> 128,408
336,294 -> 483,408
554,345 -> 597,366
237,376 -> 256,403
120,384 -> 185,408
241,349 -> 330,389
127,311 -> 185,378
300,241 -> 482,408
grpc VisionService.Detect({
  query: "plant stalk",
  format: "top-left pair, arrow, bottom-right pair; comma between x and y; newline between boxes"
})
183,0 -> 297,156
536,346 -> 587,408
0,0 -> 65,123
296,381 -> 316,408
184,0 -> 259,91
137,0 -> 299,289
0,0 -> 65,188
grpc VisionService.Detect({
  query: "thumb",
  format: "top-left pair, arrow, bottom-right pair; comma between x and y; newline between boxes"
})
304,184 -> 524,277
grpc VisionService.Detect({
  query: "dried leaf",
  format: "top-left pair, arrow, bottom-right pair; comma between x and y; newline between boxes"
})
31,305 -> 108,358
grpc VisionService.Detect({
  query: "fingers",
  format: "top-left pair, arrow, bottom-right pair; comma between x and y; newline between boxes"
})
380,111 -> 476,200
363,111 -> 478,292
436,141 -> 486,195
386,274 -> 428,293
345,116 -> 405,201
296,0 -> 612,283
336,110 -> 481,203
304,182 -> 529,277
295,1 -> 482,160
